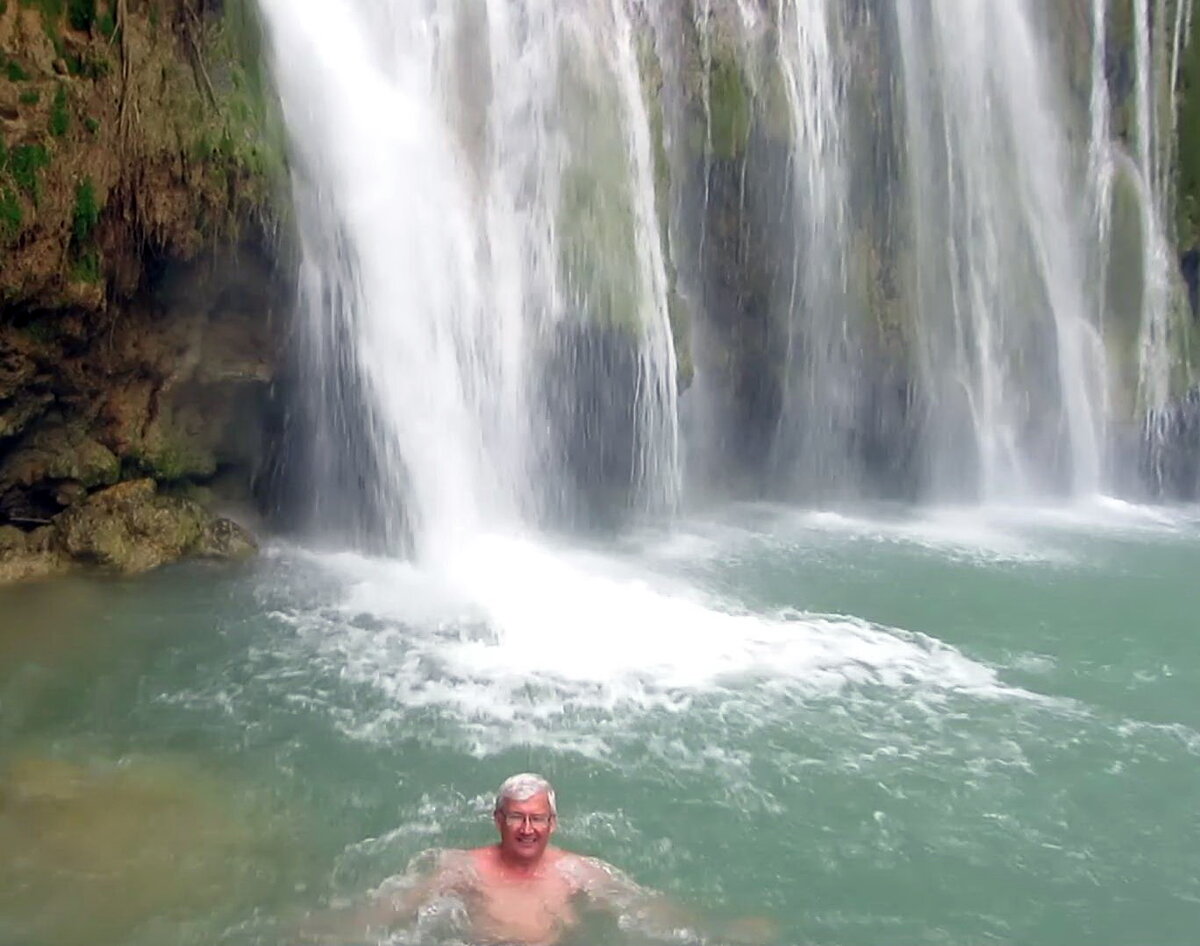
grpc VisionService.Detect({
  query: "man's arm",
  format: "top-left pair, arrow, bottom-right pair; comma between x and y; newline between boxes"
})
567,856 -> 693,932
567,856 -> 776,944
297,849 -> 473,943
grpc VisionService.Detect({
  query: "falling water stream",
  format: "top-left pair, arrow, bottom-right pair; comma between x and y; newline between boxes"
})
268,0 -> 679,554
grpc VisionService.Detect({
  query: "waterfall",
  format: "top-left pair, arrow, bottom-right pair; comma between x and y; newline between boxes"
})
1133,0 -> 1177,428
769,0 -> 864,495
670,0 -> 1193,502
892,2 -> 1104,498
258,0 -> 1196,523
1131,0 -> 1196,487
257,0 -> 679,555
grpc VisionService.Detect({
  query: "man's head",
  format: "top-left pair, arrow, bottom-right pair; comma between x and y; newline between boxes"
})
493,773 -> 557,865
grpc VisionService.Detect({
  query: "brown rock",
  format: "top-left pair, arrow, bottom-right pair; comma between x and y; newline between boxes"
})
0,524 -> 25,553
53,480 -> 87,507
0,392 -> 52,440
55,478 -> 257,575
195,516 -> 258,562
0,418 -> 120,490
0,524 -> 68,583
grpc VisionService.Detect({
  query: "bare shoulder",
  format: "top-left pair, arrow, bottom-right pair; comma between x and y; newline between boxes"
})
462,845 -> 504,879
421,847 -> 477,891
555,852 -> 609,880
555,852 -> 643,898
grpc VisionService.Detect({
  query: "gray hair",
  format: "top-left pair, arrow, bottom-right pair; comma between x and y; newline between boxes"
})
494,773 -> 557,816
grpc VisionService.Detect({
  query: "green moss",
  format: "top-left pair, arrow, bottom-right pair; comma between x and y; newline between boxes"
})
175,0 -> 289,237
20,316 -> 57,343
18,0 -> 64,44
668,291 -> 694,391
18,90 -> 40,105
8,144 -> 49,204
66,0 -> 94,31
84,116 -> 100,134
125,441 -> 216,483
49,83 -> 69,136
70,247 -> 102,283
1175,5 -> 1200,249
72,176 -> 99,242
97,10 -> 116,40
65,51 -> 108,78
0,188 -> 22,242
558,162 -> 642,330
18,0 -> 65,15
5,61 -> 30,82
760,60 -> 794,142
707,53 -> 751,161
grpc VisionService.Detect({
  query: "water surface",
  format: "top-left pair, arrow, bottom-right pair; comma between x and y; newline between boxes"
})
2,501 -> 1198,945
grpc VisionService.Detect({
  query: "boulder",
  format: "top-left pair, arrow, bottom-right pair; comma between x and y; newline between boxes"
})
0,523 -> 69,583
55,479 -> 257,575
0,418 -> 120,490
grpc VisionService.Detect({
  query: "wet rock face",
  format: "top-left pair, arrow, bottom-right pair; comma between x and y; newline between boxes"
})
0,249 -> 281,582
0,522 -> 64,583
58,478 -> 256,573
0,478 -> 256,581
0,1 -> 284,583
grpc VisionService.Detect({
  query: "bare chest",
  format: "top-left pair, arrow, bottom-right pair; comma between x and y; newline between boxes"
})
469,874 -> 579,945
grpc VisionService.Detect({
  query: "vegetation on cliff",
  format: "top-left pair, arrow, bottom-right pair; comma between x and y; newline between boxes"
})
0,0 -> 285,581
0,0 -> 282,306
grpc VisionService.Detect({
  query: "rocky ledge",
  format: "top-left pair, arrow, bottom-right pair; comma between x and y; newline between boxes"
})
0,0 -> 286,584
0,477 -> 256,582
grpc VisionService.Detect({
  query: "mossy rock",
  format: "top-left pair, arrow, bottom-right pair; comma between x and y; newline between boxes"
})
0,418 -> 119,489
56,477 -> 256,574
125,438 -> 219,482
708,52 -> 751,161
1175,0 -> 1200,249
0,523 -> 68,583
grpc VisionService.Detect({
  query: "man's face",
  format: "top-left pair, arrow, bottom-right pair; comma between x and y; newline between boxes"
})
494,791 -> 556,864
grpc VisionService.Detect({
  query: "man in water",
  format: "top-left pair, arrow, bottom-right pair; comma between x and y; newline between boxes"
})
310,772 -> 768,945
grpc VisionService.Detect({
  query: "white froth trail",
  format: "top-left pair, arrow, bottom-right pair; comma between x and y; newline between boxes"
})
294,533 -> 1016,733
749,495 -> 1200,564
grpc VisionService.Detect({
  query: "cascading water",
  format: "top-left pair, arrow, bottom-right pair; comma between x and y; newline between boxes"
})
895,0 -> 1108,499
768,0 -> 866,496
1129,0 -> 1197,487
257,0 -> 679,556
667,0 -> 1195,503
261,0 -> 1197,534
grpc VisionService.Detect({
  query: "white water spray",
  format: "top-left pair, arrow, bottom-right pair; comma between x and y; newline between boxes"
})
896,0 -> 1106,498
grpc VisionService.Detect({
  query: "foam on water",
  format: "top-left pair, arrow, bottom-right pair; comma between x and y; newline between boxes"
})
249,496 -> 1200,759
265,530 -> 1046,757
719,496 -> 1200,564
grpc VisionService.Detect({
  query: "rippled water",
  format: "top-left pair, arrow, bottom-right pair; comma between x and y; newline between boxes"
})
2,501 -> 1198,945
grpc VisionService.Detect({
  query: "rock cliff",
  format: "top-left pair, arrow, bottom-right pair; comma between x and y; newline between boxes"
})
0,0 -> 285,582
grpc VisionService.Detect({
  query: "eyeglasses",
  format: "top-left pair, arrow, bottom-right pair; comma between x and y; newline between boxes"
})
499,812 -> 553,828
